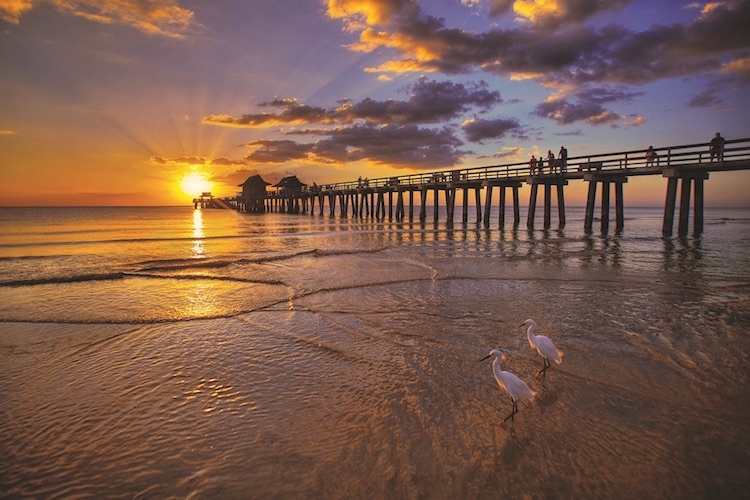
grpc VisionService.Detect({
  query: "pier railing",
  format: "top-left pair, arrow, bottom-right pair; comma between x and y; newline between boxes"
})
221,137 -> 750,236
309,137 -> 750,192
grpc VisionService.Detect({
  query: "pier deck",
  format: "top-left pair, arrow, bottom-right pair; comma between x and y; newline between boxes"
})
219,137 -> 750,236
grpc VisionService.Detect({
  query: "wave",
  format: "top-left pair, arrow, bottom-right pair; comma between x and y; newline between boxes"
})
0,272 -> 127,287
0,234 -> 245,249
136,247 -> 389,272
0,271 -> 285,288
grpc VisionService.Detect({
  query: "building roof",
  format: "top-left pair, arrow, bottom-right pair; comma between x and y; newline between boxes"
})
273,175 -> 307,188
238,174 -> 271,187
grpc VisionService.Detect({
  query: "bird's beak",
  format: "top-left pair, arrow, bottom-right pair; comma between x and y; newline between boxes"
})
518,323 -> 525,328
479,354 -> 491,362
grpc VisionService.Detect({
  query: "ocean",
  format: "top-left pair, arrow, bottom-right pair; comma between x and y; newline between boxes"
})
0,205 -> 748,498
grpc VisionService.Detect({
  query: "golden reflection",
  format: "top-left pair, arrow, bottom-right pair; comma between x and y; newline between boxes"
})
184,282 -> 223,318
192,208 -> 205,257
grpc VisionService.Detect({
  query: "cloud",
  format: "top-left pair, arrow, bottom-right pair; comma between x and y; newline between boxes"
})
245,140 -> 314,163
149,155 -> 245,166
721,56 -> 750,82
0,0 -> 32,24
327,0 -> 750,90
511,0 -> 631,30
0,129 -> 17,135
492,145 -> 522,159
533,98 -> 641,127
0,0 -> 195,38
462,117 -> 527,143
204,77 -> 502,128
531,85 -> 645,125
211,157 -> 247,166
241,124 -> 467,170
204,77 -> 501,169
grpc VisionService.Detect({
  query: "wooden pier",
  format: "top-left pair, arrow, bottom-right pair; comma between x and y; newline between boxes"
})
218,137 -> 750,236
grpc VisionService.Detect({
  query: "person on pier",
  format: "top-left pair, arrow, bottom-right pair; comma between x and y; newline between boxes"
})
547,150 -> 556,173
645,145 -> 658,166
529,155 -> 538,176
709,132 -> 725,163
558,146 -> 568,173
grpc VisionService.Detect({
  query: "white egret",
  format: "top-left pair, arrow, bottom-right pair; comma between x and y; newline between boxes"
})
480,349 -> 535,422
520,318 -> 563,376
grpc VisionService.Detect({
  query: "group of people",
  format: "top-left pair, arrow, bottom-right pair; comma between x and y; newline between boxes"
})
529,146 -> 568,176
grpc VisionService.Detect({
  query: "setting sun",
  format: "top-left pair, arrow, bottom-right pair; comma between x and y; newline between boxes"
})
180,172 -> 213,197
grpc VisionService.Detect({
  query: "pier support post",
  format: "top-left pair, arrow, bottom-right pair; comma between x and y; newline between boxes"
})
601,180 -> 610,234
527,183 -> 539,228
446,187 -> 456,223
462,188 -> 469,223
483,185 -> 494,227
475,187 -> 482,223
486,181 -> 522,228
376,191 -> 385,219
395,190 -> 405,220
662,169 -> 709,236
433,187 -> 439,223
585,182 -> 597,233
557,184 -> 566,228
419,188 -> 428,222
527,178 -> 568,230
583,174 -> 627,234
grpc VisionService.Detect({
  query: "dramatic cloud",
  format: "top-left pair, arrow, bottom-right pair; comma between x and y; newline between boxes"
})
204,77 -> 501,128
462,117 -> 527,143
511,0 -> 631,30
243,124 -> 467,169
531,85 -> 645,125
245,140 -> 313,163
0,0 -> 33,24
205,77 -> 498,169
0,0 -> 195,37
313,123 -> 466,168
534,99 -> 621,126
327,0 -> 750,89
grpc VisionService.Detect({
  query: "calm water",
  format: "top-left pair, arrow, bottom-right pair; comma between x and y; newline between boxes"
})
0,206 -> 749,498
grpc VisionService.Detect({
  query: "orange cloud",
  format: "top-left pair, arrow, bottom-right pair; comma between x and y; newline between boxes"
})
326,0 -> 413,26
0,0 -> 195,37
0,0 -> 32,24
513,0 -> 561,24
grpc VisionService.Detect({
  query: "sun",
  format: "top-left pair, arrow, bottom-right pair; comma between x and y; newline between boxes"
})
180,172 -> 213,197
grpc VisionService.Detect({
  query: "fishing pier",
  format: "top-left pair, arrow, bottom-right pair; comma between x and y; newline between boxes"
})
220,137 -> 750,236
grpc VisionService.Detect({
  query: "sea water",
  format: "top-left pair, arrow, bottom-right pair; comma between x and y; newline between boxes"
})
0,206 -> 748,498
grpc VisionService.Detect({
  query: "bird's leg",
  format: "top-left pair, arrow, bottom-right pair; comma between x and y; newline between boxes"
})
537,358 -> 549,378
503,398 -> 518,422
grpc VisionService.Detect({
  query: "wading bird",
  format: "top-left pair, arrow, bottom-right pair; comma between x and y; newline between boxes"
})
520,318 -> 563,376
480,349 -> 535,422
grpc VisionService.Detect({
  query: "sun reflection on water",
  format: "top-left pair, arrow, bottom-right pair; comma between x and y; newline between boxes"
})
192,208 -> 205,257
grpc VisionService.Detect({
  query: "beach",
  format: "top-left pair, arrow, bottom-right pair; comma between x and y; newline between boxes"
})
1,206 -> 749,498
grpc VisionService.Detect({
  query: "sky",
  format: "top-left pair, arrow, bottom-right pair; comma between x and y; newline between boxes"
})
1,0 -> 749,207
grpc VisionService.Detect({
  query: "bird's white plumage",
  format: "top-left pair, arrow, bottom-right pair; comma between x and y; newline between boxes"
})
485,349 -> 535,403
522,318 -> 563,364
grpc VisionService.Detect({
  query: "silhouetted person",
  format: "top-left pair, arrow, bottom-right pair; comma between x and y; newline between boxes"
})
645,145 -> 657,167
709,132 -> 725,163
547,150 -> 556,173
558,146 -> 568,173
529,155 -> 538,176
